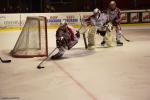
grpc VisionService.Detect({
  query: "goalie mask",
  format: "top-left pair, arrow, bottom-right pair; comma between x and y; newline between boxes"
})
93,8 -> 101,15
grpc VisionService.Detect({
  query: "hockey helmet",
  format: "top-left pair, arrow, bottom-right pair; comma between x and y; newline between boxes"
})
93,8 -> 101,14
109,1 -> 116,9
60,20 -> 67,26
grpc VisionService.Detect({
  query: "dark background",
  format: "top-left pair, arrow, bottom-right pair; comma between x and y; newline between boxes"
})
0,0 -> 150,13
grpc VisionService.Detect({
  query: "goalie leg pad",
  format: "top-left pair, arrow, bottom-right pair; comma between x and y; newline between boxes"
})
87,26 -> 97,47
115,25 -> 122,42
78,25 -> 90,34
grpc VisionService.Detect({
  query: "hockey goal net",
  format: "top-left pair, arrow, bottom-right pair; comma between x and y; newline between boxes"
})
11,16 -> 48,58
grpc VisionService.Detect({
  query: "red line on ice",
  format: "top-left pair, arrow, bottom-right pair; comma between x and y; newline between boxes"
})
53,61 -> 98,100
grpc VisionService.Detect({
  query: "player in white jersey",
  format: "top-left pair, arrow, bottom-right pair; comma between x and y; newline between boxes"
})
107,1 -> 123,46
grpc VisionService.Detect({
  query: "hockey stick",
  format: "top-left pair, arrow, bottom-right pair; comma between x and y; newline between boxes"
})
0,57 -> 11,63
83,33 -> 88,49
37,48 -> 57,69
121,34 -> 130,42
79,15 -> 88,49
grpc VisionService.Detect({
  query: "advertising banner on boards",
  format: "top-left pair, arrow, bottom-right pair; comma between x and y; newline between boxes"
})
142,12 -> 150,22
130,13 -> 140,23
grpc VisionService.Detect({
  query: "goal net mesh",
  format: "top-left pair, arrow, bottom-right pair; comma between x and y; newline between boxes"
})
11,16 -> 48,57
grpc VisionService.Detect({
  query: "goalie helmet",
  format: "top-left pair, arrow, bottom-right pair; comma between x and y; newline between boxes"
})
93,8 -> 101,14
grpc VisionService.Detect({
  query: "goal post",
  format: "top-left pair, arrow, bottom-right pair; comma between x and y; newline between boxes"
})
10,16 -> 48,58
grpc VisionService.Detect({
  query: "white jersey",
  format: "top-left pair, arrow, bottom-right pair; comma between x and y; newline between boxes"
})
90,13 -> 109,27
107,8 -> 121,22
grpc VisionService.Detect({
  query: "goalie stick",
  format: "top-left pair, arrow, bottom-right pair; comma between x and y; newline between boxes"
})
37,48 -> 57,69
79,15 -> 88,49
0,57 -> 11,63
83,33 -> 88,49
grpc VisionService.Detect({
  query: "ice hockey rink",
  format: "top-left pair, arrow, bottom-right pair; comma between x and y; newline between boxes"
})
0,24 -> 150,100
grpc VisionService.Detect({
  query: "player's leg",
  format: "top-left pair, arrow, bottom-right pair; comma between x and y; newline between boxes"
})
51,39 -> 65,59
104,30 -> 116,47
115,25 -> 123,46
51,46 -> 65,59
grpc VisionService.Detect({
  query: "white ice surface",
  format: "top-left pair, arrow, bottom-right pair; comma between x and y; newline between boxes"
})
0,26 -> 150,100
